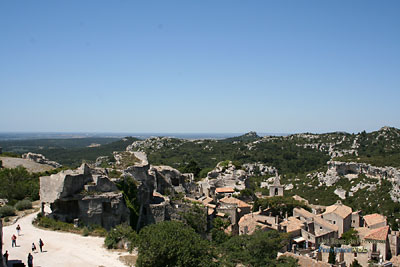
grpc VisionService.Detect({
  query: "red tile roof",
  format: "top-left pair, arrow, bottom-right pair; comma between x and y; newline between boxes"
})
216,187 -> 234,193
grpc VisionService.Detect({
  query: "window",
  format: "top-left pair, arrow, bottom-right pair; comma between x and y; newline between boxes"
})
333,221 -> 336,224
354,252 -> 357,257
320,226 -> 322,230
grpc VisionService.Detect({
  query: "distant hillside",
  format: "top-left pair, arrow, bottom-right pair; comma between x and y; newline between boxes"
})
0,137 -> 119,153
0,137 -> 139,167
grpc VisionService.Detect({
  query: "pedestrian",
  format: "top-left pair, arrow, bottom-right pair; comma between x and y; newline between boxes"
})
27,252 -> 33,267
3,250 -> 8,265
32,242 -> 37,252
39,238 -> 44,252
16,224 -> 21,236
11,234 -> 17,247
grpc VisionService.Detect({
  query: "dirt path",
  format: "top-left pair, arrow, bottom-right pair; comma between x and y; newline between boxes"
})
3,213 -> 127,267
0,157 -> 54,173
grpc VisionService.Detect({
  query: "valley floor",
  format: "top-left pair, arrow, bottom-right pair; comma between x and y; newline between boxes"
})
3,212 -> 126,267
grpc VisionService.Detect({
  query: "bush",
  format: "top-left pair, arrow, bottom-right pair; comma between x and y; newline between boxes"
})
35,216 -> 76,232
105,223 -> 137,250
15,199 -> 32,211
0,205 -> 16,218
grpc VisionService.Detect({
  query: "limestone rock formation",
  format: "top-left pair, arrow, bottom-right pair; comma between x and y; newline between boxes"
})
318,161 -> 400,201
22,152 -> 62,168
40,163 -> 129,230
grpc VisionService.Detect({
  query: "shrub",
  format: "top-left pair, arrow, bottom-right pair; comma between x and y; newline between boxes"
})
15,199 -> 32,211
82,227 -> 90,236
0,205 -> 16,218
105,223 -> 137,250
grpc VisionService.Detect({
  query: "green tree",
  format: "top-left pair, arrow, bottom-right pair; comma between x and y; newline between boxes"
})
219,230 -> 289,266
350,259 -> 362,267
180,204 -> 207,236
180,160 -> 201,178
116,176 -> 140,229
136,221 -> 214,267
277,256 -> 299,267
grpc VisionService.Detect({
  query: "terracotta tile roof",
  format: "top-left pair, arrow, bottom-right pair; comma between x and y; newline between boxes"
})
220,196 -> 251,208
280,252 -> 331,267
363,213 -> 386,227
201,197 -> 213,205
280,217 -> 304,233
323,202 -> 352,218
294,208 -> 315,219
238,211 -> 271,235
184,196 -> 202,203
216,187 -> 234,193
364,226 -> 389,241
206,203 -> 216,209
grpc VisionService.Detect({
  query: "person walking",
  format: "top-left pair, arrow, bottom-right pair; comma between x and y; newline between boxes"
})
16,224 -> 21,236
3,250 -> 9,265
27,253 -> 33,267
32,242 -> 37,253
11,234 -> 17,247
39,238 -> 44,252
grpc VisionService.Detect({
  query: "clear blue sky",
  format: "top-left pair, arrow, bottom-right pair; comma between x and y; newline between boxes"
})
1,0 -> 399,134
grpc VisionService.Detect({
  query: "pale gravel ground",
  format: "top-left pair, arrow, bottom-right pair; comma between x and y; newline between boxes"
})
0,157 -> 54,173
3,212 -> 127,267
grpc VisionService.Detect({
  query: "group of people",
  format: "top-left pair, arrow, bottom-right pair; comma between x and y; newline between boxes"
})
3,224 -> 45,267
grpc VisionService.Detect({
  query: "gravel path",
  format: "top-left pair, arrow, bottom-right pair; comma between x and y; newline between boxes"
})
3,212 -> 126,267
0,157 -> 54,173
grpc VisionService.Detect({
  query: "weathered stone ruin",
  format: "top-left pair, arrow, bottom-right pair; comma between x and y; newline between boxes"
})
23,152 -> 62,168
118,150 -> 197,229
40,164 -> 129,230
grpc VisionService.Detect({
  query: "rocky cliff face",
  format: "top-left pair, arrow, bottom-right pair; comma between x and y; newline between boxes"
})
40,163 -> 129,230
118,149 -> 197,229
317,161 -> 400,201
22,152 -> 62,168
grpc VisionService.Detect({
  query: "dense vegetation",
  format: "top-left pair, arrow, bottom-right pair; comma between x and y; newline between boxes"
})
128,220 -> 297,267
0,137 -> 119,152
0,137 -> 138,167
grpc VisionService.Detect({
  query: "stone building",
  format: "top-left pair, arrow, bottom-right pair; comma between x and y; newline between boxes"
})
320,200 -> 352,237
363,213 -> 387,229
269,174 -> 284,197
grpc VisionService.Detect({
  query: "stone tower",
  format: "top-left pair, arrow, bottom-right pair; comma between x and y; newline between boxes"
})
269,173 -> 284,197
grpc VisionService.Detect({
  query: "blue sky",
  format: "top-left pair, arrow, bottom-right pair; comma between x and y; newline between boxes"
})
1,1 -> 399,134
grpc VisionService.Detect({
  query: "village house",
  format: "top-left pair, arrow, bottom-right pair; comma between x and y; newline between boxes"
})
219,196 -> 251,219
215,187 -> 235,197
320,200 -> 352,237
238,210 -> 279,235
293,208 -> 339,249
363,213 -> 387,229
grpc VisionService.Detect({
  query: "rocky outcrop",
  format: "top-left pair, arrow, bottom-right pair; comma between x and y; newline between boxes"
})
242,163 -> 277,176
120,150 -> 197,229
22,152 -> 62,168
95,156 -> 110,167
40,164 -> 129,230
318,161 -> 400,201
150,165 -> 194,195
